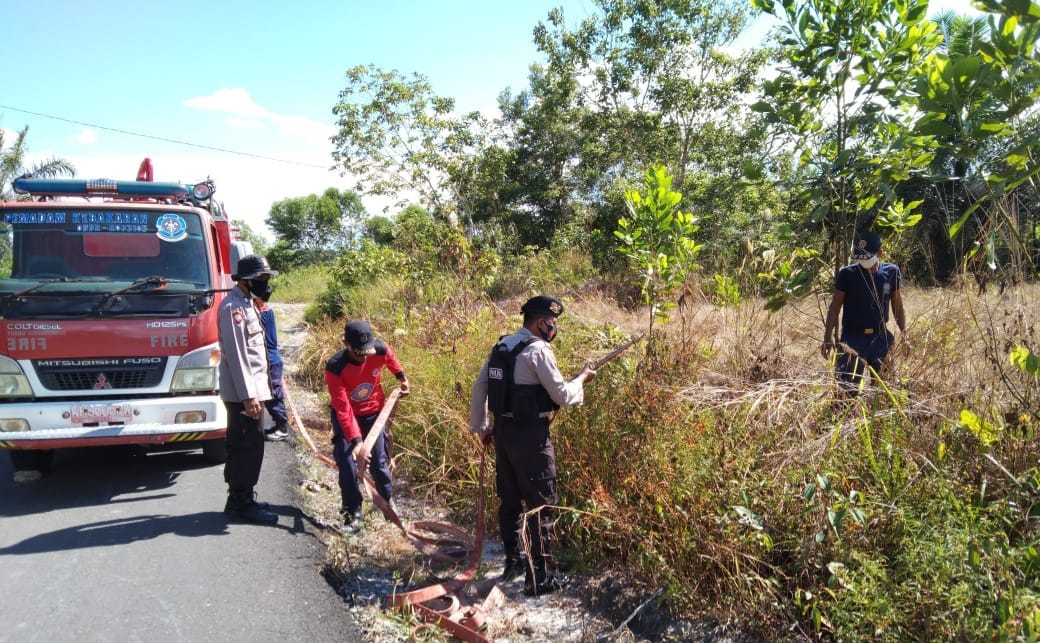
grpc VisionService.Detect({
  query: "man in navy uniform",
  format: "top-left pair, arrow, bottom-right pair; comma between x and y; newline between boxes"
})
470,295 -> 596,596
254,289 -> 291,442
821,230 -> 908,394
218,254 -> 279,524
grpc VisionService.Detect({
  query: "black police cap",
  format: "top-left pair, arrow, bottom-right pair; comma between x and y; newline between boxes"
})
233,254 -> 279,281
851,231 -> 882,259
521,295 -> 564,317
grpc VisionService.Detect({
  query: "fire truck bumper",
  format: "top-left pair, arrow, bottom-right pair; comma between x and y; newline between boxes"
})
0,395 -> 227,450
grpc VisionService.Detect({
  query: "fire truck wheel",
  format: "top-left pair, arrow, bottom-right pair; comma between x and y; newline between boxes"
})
9,448 -> 55,475
202,438 -> 227,463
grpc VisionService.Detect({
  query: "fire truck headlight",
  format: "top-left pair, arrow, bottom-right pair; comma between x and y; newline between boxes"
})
0,356 -> 33,398
0,374 -> 32,397
172,368 -> 216,392
172,344 -> 219,392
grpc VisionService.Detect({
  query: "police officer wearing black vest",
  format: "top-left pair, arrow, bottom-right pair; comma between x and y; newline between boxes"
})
470,295 -> 596,596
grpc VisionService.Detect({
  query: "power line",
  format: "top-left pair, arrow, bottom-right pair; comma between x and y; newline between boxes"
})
0,104 -> 332,169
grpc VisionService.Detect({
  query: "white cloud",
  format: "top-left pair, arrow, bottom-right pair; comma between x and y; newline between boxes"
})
268,113 -> 337,146
183,88 -> 269,118
224,117 -> 266,129
72,128 -> 98,145
184,88 -> 335,146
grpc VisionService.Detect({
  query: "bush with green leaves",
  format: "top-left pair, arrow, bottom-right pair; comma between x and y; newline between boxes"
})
309,241 -> 407,320
615,165 -> 704,334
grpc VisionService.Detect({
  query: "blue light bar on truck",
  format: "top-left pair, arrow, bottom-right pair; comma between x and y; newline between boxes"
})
12,178 -> 190,199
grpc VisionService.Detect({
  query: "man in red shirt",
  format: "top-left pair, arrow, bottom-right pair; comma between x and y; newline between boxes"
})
324,320 -> 410,531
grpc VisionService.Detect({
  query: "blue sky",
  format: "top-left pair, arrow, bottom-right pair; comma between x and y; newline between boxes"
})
2,0 -> 978,240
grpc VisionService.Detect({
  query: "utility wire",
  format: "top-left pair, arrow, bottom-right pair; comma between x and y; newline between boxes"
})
0,104 -> 332,170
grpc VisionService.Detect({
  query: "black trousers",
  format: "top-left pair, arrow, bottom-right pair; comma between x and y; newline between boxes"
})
493,415 -> 558,572
223,401 -> 265,495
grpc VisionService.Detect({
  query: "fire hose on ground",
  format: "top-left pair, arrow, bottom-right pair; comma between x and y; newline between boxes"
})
283,385 -> 501,642
280,333 -> 644,642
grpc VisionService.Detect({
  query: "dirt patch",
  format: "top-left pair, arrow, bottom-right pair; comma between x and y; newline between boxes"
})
272,303 -> 743,642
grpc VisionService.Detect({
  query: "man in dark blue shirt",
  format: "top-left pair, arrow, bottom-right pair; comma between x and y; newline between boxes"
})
821,231 -> 908,394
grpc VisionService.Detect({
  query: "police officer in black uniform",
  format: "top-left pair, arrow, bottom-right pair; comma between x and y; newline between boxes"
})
470,295 -> 596,596
218,254 -> 279,524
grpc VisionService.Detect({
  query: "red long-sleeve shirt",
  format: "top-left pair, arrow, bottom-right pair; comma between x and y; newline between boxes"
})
323,340 -> 404,441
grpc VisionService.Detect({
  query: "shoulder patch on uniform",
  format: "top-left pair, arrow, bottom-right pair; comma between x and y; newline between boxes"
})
325,349 -> 350,376
232,309 -> 244,325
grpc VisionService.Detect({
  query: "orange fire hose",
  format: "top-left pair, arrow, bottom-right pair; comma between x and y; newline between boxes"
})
283,384 -> 502,642
282,382 -> 337,468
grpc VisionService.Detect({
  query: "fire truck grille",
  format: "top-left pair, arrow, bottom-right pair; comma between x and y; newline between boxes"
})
33,359 -> 168,391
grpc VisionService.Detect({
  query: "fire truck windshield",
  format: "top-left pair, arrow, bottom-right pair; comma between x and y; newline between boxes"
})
0,209 -> 212,287
0,209 -> 216,318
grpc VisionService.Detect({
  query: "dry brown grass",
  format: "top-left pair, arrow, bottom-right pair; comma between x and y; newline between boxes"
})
288,279 -> 1040,639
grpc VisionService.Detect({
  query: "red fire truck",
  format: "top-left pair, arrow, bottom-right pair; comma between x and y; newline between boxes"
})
0,160 -> 239,476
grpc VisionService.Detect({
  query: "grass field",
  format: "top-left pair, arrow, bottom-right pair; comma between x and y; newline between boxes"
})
293,273 -> 1040,640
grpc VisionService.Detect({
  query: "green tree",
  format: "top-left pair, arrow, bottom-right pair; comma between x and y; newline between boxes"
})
915,2 -> 1040,277
331,65 -> 490,224
752,0 -> 942,274
265,187 -> 366,267
390,205 -> 439,261
924,11 -> 993,181
534,0 -> 765,190
381,205 -> 478,286
231,219 -> 268,255
615,165 -> 703,337
497,65 -> 586,247
364,215 -> 394,245
500,0 -> 768,259
448,141 -> 512,233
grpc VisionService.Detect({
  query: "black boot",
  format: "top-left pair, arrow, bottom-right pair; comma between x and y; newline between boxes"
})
502,554 -> 528,581
225,491 -> 277,524
223,492 -> 269,514
523,560 -> 570,596
339,508 -> 363,533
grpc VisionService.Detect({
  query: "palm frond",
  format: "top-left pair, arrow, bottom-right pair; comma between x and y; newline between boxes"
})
24,158 -> 75,179
0,125 -> 75,200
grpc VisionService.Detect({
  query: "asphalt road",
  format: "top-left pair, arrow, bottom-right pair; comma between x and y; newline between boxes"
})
0,442 -> 359,643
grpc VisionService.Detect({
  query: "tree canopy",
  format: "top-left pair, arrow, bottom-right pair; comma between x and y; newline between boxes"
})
331,64 -> 491,224
265,187 -> 366,268
327,0 -> 1040,286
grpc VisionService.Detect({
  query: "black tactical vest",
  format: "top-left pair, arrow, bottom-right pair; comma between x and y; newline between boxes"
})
486,336 -> 560,421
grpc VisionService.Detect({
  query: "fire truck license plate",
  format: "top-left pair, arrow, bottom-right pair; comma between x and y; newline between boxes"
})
70,403 -> 133,424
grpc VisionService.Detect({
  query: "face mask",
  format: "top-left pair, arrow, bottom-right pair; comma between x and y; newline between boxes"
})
856,255 -> 879,269
248,280 -> 273,300
539,319 -> 558,342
